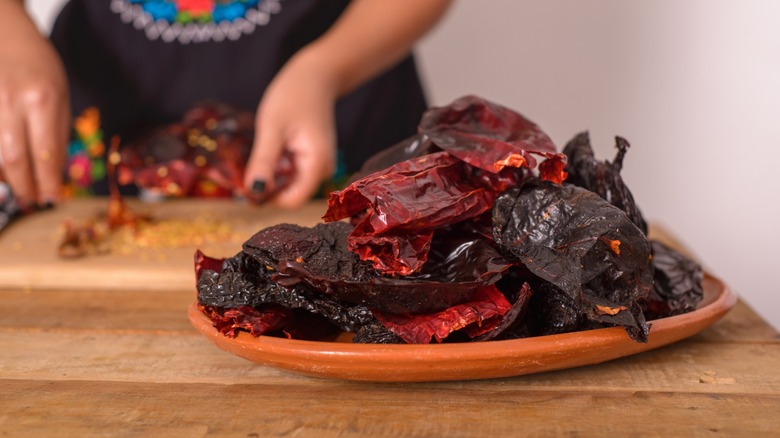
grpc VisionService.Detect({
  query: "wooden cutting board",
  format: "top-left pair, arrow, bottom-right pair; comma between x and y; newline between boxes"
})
0,198 -> 328,292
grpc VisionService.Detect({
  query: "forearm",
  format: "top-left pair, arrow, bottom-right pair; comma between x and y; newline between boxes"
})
298,0 -> 452,97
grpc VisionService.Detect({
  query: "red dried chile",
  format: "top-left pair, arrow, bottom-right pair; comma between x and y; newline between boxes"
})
199,304 -> 291,338
472,282 -> 534,342
194,249 -> 224,282
419,95 -> 567,183
117,102 -> 294,201
200,305 -> 338,340
118,102 -> 254,198
323,152 -> 498,275
371,285 -> 512,344
352,134 -> 436,180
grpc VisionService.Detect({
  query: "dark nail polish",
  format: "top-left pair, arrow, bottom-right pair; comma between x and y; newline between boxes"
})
41,201 -> 55,210
18,201 -> 36,214
251,179 -> 266,194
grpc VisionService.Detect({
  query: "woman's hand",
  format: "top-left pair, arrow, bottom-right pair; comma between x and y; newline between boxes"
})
245,0 -> 452,209
0,2 -> 70,208
244,49 -> 338,209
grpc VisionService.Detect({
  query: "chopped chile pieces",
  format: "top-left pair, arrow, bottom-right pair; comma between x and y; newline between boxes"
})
195,96 -> 703,343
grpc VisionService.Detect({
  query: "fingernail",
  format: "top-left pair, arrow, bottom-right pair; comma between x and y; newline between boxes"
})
41,201 -> 55,210
251,179 -> 266,194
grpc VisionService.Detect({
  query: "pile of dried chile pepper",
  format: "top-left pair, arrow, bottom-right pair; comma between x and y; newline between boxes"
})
196,96 -> 703,344
117,102 -> 293,201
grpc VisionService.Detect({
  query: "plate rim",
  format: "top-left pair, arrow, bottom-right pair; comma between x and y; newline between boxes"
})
188,272 -> 736,382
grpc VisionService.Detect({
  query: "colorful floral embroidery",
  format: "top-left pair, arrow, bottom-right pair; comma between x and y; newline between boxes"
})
111,0 -> 282,44
64,108 -> 106,198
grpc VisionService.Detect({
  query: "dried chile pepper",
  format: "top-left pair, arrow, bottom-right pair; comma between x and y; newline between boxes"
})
352,320 -> 405,344
355,96 -> 569,182
644,240 -> 704,319
519,282 -> 589,337
196,252 -> 375,332
200,304 -> 292,338
419,95 -> 567,183
370,285 -> 512,344
200,304 -> 339,341
242,222 -> 377,286
492,181 -> 653,342
563,132 -> 648,233
351,134 -> 436,181
472,282 -> 534,342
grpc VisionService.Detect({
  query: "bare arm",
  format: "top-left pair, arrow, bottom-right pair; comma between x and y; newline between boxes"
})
245,0 -> 452,208
305,0 -> 452,97
0,0 -> 69,208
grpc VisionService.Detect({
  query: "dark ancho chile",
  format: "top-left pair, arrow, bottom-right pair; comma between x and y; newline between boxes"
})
491,181 -> 653,342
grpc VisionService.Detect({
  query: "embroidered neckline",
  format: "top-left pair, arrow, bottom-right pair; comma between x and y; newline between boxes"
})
110,0 -> 282,44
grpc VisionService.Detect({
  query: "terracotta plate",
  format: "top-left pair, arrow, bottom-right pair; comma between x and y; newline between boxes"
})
188,273 -> 735,382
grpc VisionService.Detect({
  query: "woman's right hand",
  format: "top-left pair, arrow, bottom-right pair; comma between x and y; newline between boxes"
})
0,1 -> 70,209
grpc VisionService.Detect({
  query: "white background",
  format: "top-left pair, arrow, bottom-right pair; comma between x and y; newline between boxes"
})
29,1 -> 779,329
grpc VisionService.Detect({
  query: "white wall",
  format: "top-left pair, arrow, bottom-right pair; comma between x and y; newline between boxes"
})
29,1 -> 779,328
417,0 -> 780,329
26,0 -> 64,32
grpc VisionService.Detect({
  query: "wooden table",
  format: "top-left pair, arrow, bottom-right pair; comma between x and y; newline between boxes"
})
1,202 -> 779,436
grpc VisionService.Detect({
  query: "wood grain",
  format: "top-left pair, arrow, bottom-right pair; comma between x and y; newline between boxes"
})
0,289 -> 194,332
1,329 -> 777,392
2,380 -> 779,437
